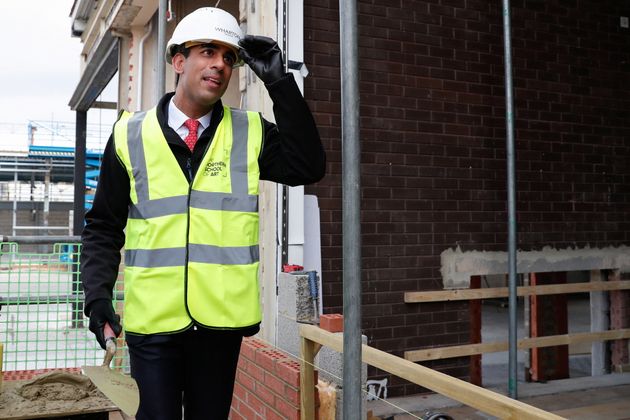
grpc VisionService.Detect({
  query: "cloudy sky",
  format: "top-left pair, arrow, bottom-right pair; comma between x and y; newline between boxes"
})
0,1 -> 116,150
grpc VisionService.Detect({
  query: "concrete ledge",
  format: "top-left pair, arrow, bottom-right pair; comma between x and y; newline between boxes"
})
441,245 -> 630,288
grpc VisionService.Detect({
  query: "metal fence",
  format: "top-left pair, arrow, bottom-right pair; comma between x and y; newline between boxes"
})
0,241 -> 129,375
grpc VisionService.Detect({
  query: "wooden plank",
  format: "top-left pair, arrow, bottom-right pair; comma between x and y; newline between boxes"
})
405,329 -> 630,362
300,336 -> 316,420
404,280 -> 630,303
300,325 -> 565,420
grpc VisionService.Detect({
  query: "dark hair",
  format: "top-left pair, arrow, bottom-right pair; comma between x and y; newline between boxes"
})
170,44 -> 191,59
171,44 -> 191,87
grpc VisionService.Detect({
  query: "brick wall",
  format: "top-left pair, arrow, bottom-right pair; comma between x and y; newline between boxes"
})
303,0 -> 630,395
230,338 -> 318,420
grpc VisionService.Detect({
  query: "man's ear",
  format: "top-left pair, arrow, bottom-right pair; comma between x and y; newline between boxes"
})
172,53 -> 185,74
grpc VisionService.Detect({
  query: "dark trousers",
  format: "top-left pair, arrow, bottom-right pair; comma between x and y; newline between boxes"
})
126,327 -> 243,420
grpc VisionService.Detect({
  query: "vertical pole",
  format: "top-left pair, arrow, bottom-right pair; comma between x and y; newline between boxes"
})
469,276 -> 482,386
43,159 -> 51,253
156,0 -> 167,99
43,159 -> 51,229
590,269 -> 610,375
523,273 -> 531,379
340,0 -> 362,417
501,0 -> 518,399
300,336 -> 316,420
12,158 -> 17,236
280,0 -> 289,267
0,342 -> 3,392
73,110 -> 87,328
73,111 -> 86,237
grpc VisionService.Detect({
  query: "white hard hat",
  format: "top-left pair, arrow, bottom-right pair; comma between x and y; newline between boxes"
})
165,7 -> 243,65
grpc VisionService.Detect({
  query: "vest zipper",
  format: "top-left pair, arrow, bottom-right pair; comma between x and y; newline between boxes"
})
184,158 -> 195,327
186,157 -> 193,181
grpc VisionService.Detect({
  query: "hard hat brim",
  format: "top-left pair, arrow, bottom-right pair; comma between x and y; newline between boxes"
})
166,40 -> 244,67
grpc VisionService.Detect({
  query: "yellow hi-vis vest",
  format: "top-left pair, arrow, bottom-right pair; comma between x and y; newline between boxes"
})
113,106 -> 263,334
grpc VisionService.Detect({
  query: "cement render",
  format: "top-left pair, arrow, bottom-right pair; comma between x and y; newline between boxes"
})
441,246 -> 630,288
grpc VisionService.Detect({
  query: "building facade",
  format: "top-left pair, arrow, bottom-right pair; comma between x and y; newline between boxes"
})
69,0 -> 630,397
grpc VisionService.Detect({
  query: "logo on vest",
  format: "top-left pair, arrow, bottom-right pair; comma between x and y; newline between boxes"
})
204,161 -> 227,177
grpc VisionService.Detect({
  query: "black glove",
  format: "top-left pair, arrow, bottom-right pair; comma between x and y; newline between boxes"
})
239,35 -> 285,84
88,299 -> 122,350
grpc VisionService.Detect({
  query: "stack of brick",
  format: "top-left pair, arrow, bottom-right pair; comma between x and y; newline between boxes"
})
230,337 -> 319,420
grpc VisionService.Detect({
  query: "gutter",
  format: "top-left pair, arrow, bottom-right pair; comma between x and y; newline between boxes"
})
68,31 -> 119,112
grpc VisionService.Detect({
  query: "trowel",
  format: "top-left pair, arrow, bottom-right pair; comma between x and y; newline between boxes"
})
82,323 -> 139,417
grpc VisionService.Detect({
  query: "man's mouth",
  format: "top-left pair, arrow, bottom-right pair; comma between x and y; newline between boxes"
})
202,75 -> 222,87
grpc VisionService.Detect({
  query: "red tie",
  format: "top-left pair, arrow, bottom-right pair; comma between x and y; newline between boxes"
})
183,118 -> 200,151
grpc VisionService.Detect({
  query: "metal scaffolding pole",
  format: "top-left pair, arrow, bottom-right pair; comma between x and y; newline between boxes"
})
73,111 -> 87,237
157,0 -> 167,98
73,109 -> 87,328
501,0 -> 519,399
340,0 -> 362,418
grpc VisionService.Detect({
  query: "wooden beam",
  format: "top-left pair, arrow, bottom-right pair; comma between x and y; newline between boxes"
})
405,329 -> 630,362
405,280 -> 630,303
92,100 -> 118,110
313,342 -> 323,356
300,325 -> 564,420
300,336 -> 316,420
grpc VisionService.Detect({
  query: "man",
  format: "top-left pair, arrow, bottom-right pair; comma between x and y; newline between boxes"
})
80,7 -> 325,420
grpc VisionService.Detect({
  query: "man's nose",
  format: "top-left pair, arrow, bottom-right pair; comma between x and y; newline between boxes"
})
208,56 -> 225,71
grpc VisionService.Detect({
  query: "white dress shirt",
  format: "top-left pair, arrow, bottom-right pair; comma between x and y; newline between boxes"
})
168,98 -> 212,141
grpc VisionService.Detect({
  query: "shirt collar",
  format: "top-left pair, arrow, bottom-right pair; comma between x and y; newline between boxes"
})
168,98 -> 212,131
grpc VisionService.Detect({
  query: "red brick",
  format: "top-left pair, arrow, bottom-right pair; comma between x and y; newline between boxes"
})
320,313 -> 343,332
255,349 -> 278,372
263,408 -> 287,420
236,370 -> 255,393
232,383 -> 247,403
275,360 -> 301,388
245,360 -> 265,382
245,393 -> 268,418
275,396 -> 301,420
267,348 -> 292,362
263,371 -> 285,395
236,357 -> 248,372
245,337 -> 269,348
283,384 -> 300,406
234,399 -> 257,420
255,382 -> 276,406
238,344 -> 256,363
240,338 -> 269,361
229,407 -> 244,420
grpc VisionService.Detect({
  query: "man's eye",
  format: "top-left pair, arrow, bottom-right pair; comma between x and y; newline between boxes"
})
224,56 -> 236,67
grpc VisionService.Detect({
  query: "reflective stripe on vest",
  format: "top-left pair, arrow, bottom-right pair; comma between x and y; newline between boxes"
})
114,106 -> 262,334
